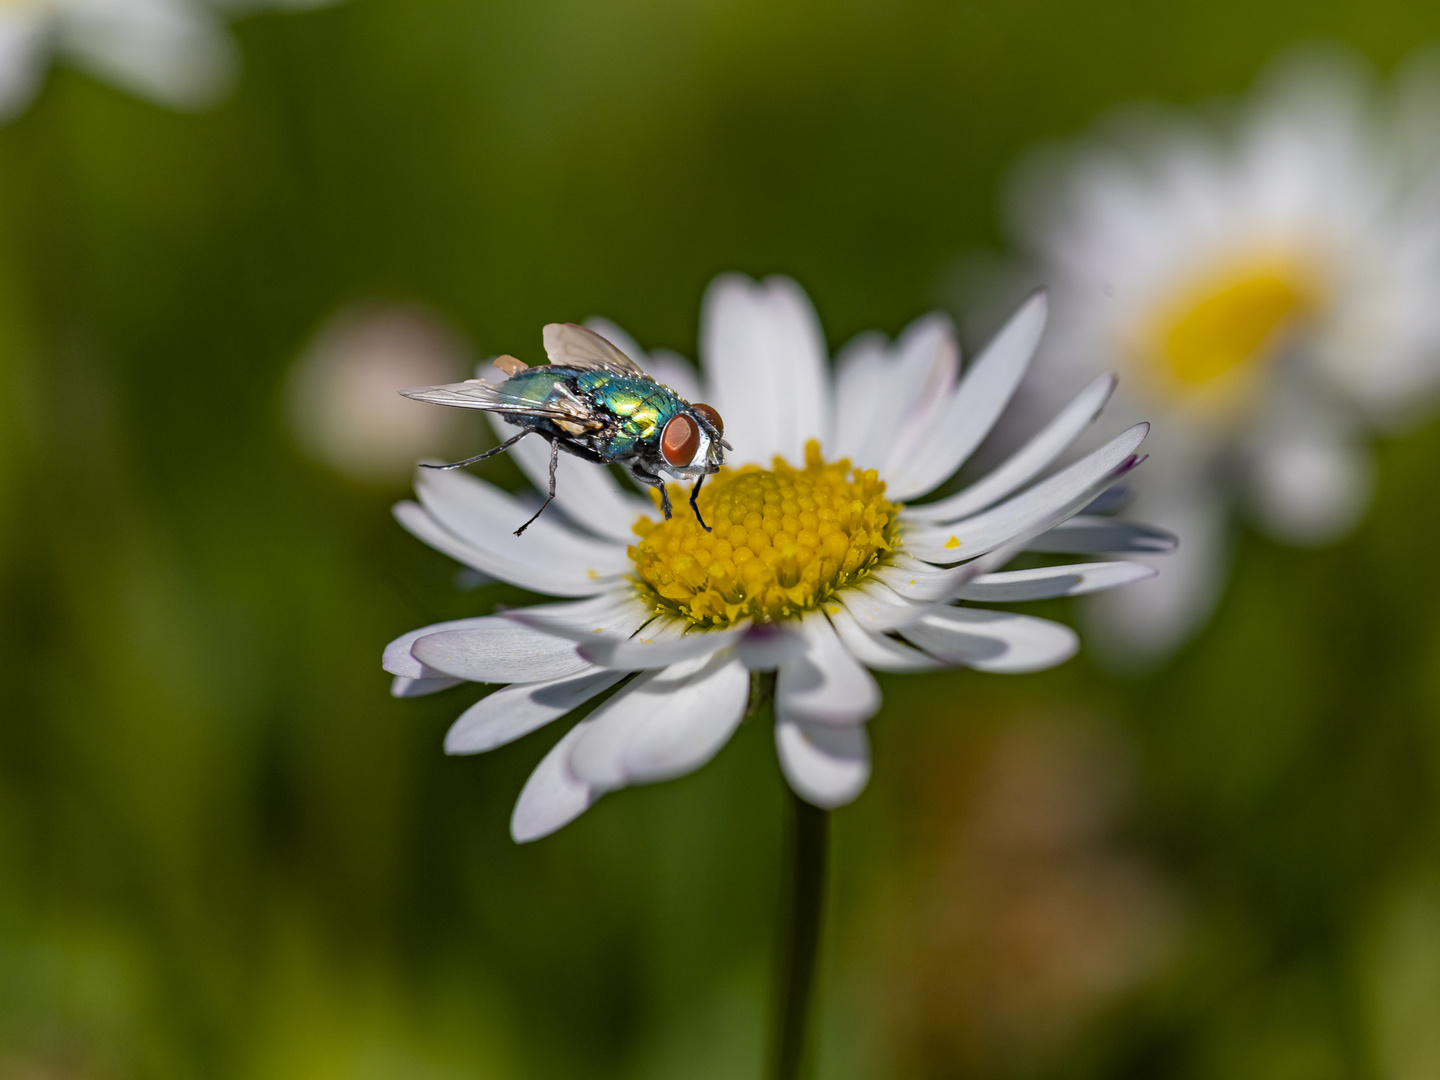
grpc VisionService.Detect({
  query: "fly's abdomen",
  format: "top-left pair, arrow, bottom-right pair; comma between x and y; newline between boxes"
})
498,368 -> 573,411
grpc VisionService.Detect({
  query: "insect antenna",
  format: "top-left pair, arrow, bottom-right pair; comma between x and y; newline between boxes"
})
513,439 -> 561,537
420,429 -> 530,470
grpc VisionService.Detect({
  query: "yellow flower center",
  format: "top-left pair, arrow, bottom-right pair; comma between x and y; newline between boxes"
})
629,440 -> 900,628
1136,255 -> 1323,408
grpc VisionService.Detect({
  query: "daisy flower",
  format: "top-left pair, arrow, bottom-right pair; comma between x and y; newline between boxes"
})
1006,46 -> 1440,663
0,0 -> 335,121
384,274 -> 1172,842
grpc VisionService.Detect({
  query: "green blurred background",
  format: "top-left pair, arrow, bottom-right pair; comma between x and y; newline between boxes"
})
4,0 -> 1440,1076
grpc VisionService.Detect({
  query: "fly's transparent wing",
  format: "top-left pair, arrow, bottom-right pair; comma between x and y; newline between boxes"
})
542,323 -> 646,376
399,380 -> 602,428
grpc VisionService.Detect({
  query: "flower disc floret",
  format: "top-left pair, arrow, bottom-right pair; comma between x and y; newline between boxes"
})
630,440 -> 900,627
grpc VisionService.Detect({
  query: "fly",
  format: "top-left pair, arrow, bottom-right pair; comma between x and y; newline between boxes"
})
399,323 -> 731,536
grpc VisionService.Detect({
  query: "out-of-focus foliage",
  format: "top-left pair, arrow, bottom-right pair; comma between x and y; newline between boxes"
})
2,1 -> 1439,1077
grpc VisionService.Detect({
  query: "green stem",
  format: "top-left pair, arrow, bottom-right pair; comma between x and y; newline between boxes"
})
769,785 -> 830,1080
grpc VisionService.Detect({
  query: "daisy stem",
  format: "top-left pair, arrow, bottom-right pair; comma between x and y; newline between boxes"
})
770,783 -> 829,1080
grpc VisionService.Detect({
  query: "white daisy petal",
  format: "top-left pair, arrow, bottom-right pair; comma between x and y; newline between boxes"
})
1247,424 -> 1374,545
953,561 -> 1158,601
568,651 -> 747,790
577,627 -> 748,671
702,274 -> 831,466
415,464 -> 627,564
834,578 -> 929,633
410,466 -> 630,594
877,315 -> 963,478
904,373 -> 1119,523
491,417 -> 652,543
0,9 -> 49,122
445,669 -> 627,755
900,608 -> 1079,674
410,591 -> 653,683
383,616 -> 495,680
834,314 -> 960,474
1026,515 -> 1180,553
775,717 -> 871,809
411,623 -> 592,684
775,610 -> 882,727
398,496 -> 618,598
733,623 -> 807,671
1082,473 -> 1230,669
621,659 -> 750,784
884,291 -> 1048,501
507,590 -> 659,635
505,606 -> 675,640
503,608 -> 701,669
827,605 -> 946,673
831,331 -> 890,462
872,553 -> 992,603
394,501 -> 516,586
902,422 -> 1150,562
390,675 -> 463,698
59,0 -> 238,111
510,722 -> 601,843
1081,485 -> 1135,516
844,345 -> 918,470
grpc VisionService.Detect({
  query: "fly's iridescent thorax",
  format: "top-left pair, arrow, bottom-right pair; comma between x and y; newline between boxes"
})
570,369 -> 686,458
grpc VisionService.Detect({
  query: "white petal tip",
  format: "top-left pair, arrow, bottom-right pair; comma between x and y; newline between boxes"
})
776,719 -> 871,808
390,674 -> 462,698
509,820 -> 550,844
509,777 -> 597,843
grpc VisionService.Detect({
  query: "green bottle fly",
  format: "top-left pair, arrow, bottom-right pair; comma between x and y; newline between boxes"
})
401,323 -> 730,536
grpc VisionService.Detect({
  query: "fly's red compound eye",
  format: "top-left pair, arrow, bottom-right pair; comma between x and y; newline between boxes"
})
661,413 -> 701,467
692,403 -> 723,436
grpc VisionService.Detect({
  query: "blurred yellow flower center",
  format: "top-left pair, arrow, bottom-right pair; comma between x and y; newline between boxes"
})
629,440 -> 900,628
1146,258 -> 1319,391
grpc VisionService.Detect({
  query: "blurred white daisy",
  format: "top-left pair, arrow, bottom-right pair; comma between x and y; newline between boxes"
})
0,0 -> 335,120
385,275 -> 1173,842
287,302 -> 469,484
1007,46 -> 1440,664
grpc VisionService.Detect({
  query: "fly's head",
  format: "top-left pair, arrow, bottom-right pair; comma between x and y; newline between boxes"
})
655,402 -> 730,481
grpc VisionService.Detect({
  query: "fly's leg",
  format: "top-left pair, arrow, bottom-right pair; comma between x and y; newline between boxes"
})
514,439 -> 560,536
688,473 -> 711,532
631,468 -> 673,520
420,429 -> 529,470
